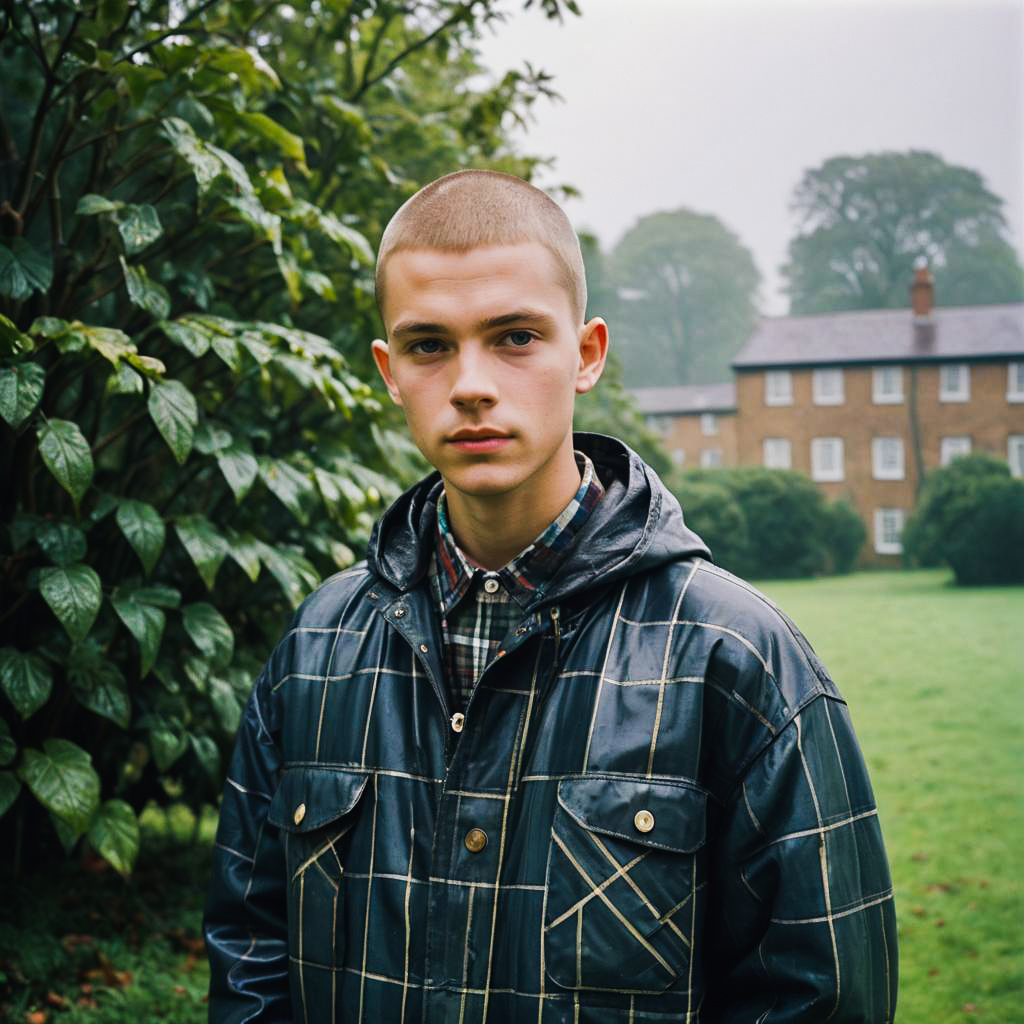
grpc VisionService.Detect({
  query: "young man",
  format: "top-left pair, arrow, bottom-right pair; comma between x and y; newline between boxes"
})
205,170 -> 897,1023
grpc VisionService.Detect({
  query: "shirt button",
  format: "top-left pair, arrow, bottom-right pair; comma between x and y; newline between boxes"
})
634,809 -> 655,834
451,712 -> 465,733
483,578 -> 500,594
293,803 -> 306,826
464,828 -> 488,853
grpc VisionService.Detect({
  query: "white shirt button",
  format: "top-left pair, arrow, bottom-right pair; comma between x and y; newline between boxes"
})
483,577 -> 500,594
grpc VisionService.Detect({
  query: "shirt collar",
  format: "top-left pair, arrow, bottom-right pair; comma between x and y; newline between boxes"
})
431,451 -> 605,614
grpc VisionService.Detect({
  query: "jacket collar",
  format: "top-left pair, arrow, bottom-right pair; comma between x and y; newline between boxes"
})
366,433 -> 711,609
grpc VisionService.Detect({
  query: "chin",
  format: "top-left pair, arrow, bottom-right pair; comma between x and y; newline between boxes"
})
441,463 -> 526,498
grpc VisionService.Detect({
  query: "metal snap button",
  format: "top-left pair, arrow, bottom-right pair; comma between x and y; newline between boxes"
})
634,809 -> 655,833
419,643 -> 428,653
450,712 -> 465,733
483,578 -> 499,594
394,606 -> 406,618
464,828 -> 488,853
293,803 -> 306,826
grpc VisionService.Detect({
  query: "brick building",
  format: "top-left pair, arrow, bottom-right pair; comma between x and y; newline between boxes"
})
632,382 -> 737,469
630,272 -> 1024,565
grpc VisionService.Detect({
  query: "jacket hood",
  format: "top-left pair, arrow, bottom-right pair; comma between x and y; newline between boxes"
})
366,432 -> 710,606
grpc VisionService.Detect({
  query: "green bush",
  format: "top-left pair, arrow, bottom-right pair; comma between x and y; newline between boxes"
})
671,468 -> 866,579
903,453 -> 1024,585
0,0 -> 582,876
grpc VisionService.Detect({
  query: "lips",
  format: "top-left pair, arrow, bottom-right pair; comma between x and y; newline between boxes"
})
446,428 -> 512,453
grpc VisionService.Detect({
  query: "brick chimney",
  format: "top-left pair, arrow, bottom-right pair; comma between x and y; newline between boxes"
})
911,265 -> 934,318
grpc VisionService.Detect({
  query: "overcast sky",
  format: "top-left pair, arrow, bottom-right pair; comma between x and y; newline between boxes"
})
474,0 -> 1024,314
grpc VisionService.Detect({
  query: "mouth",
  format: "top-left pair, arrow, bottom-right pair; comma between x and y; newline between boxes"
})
446,429 -> 512,453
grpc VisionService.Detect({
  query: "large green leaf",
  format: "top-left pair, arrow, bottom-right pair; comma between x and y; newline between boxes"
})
116,204 -> 162,254
132,583 -> 181,608
218,442 -> 258,502
111,587 -> 166,677
257,542 -> 319,608
88,799 -> 140,876
183,602 -> 234,670
209,676 -> 241,734
17,739 -> 100,834
259,458 -> 316,524
189,733 -> 220,782
0,772 -> 20,819
37,418 -> 94,505
116,499 -> 165,574
234,111 -> 306,165
148,379 -> 197,464
0,313 -> 36,355
0,718 -> 14,765
160,318 -> 210,357
81,324 -> 136,366
175,514 -> 227,590
36,520 -> 87,565
120,257 -> 171,319
0,238 -> 52,300
147,717 -> 188,772
224,528 -> 262,582
0,361 -> 45,428
0,647 -> 53,718
67,643 -> 131,728
39,563 -> 102,642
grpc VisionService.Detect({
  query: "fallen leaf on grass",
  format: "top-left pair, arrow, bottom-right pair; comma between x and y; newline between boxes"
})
963,1004 -> 977,1014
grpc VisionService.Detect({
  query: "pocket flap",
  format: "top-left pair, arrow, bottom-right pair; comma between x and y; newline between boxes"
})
267,767 -> 368,833
556,775 -> 707,854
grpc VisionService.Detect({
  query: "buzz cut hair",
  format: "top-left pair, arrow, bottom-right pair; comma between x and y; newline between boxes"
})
375,169 -> 587,325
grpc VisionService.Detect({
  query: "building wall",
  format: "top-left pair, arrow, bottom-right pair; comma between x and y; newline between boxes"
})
648,410 -> 738,469
734,360 -> 1024,565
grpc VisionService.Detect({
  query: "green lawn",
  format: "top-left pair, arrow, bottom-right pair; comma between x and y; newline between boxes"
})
3,570 -> 1020,1022
759,569 -> 1024,1024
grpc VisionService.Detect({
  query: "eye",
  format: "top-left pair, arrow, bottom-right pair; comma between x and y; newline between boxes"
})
410,338 -> 445,355
503,330 -> 535,348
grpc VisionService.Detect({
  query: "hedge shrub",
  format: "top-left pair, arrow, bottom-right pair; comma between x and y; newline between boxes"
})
902,453 -> 1024,585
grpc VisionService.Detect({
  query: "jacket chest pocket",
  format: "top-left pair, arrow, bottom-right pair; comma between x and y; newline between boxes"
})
544,775 -> 707,996
267,767 -> 368,967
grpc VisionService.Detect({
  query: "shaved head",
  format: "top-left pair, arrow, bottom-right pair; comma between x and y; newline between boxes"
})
376,169 -> 587,325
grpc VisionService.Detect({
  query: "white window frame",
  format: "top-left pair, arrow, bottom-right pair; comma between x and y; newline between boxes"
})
939,363 -> 970,402
872,366 -> 904,404
811,437 -> 844,482
812,368 -> 844,406
872,437 -> 905,480
700,448 -> 723,469
700,412 -> 718,436
1008,362 -> 1024,403
874,508 -> 905,555
764,370 -> 793,406
763,437 -> 792,470
1009,435 -> 1024,478
940,436 -> 971,467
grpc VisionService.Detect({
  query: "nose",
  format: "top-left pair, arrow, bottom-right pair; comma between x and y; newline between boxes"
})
449,345 -> 498,410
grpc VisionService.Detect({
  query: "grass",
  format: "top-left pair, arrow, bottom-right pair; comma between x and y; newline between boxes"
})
2,570 -> 1020,1022
758,569 -> 1024,1024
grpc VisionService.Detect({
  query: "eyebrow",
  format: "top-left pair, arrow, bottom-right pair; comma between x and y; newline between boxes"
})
390,309 -> 556,340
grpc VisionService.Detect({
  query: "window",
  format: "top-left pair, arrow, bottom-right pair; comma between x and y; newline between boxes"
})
700,412 -> 718,436
939,363 -> 970,402
700,448 -> 723,469
763,437 -> 792,469
645,414 -> 668,436
672,448 -> 686,467
872,366 -> 903,404
811,437 -> 844,482
1010,436 -> 1024,478
874,508 -> 905,555
764,370 -> 793,406
940,436 -> 971,467
1008,363 -> 1024,402
812,368 -> 844,405
872,437 -> 905,480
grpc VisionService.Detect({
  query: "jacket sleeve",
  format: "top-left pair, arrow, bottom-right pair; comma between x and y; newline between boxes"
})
203,671 -> 292,1023
703,693 -> 898,1022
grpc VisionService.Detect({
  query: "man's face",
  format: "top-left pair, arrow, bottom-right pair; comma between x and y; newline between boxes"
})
372,242 -> 606,504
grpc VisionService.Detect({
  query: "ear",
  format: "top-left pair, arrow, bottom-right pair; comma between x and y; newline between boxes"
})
371,338 -> 403,406
575,317 -> 609,395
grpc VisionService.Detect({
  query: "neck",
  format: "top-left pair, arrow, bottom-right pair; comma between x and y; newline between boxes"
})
443,441 -> 582,570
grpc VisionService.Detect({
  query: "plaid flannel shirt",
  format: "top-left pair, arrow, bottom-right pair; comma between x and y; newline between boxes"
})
429,451 -> 605,712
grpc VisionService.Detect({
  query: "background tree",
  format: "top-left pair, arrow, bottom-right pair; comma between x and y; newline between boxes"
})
781,150 -> 1024,314
0,0 -> 580,875
609,209 -> 760,388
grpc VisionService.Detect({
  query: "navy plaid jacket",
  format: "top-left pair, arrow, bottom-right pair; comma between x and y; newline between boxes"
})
204,433 -> 898,1023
